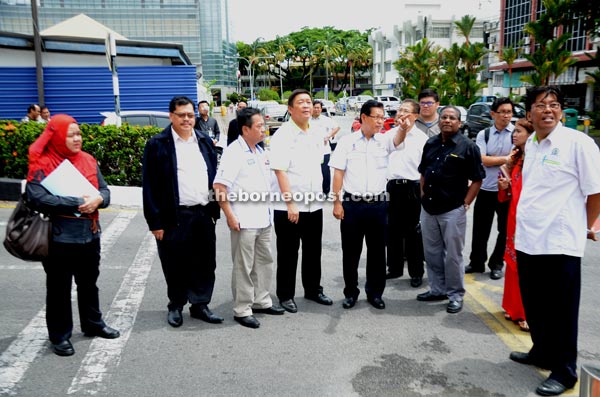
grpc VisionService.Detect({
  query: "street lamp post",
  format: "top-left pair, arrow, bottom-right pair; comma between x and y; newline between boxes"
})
226,55 -> 273,100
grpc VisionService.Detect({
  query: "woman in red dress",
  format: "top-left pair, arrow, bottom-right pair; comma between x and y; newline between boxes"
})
498,118 -> 534,332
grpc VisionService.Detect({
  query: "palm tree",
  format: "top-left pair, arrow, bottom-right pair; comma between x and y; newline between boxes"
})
344,36 -> 371,96
272,36 -> 295,98
499,46 -> 519,96
317,29 -> 343,99
394,38 -> 441,99
454,15 -> 476,47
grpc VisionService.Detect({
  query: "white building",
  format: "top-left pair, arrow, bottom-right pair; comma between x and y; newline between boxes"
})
369,0 -> 499,97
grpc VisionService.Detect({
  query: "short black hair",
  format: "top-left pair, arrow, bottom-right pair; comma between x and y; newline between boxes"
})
237,107 -> 261,135
491,97 -> 514,112
525,86 -> 564,112
237,100 -> 248,106
440,105 -> 461,120
418,89 -> 439,102
360,100 -> 384,117
313,100 -> 323,108
288,89 -> 311,107
27,104 -> 39,113
169,96 -> 194,112
198,100 -> 210,107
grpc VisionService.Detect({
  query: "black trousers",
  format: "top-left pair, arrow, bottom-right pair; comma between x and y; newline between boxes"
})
469,189 -> 509,270
157,205 -> 216,311
321,154 -> 331,195
273,209 -> 323,300
517,251 -> 580,388
386,180 -> 424,278
341,199 -> 387,299
42,239 -> 106,344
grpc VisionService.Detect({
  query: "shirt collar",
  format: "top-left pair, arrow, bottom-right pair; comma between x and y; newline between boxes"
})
171,127 -> 197,143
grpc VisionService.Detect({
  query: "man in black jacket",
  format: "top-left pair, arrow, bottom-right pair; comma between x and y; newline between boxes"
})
142,96 -> 223,328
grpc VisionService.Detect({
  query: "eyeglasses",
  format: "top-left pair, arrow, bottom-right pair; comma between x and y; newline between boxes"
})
419,101 -> 436,107
365,115 -> 386,122
172,112 -> 195,119
532,102 -> 561,111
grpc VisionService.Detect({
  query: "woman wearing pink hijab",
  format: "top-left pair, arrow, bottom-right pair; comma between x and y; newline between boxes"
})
26,114 -> 119,357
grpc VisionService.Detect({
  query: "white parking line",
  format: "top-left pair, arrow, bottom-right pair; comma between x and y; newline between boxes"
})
67,232 -> 156,395
0,211 -> 136,396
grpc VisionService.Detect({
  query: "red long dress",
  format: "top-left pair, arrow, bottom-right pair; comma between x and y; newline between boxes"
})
501,158 -> 526,321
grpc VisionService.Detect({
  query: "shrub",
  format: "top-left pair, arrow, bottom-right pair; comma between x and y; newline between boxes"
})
257,88 -> 280,101
0,120 -> 161,186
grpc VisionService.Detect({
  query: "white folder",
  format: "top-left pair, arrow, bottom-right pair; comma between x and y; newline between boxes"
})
41,159 -> 100,198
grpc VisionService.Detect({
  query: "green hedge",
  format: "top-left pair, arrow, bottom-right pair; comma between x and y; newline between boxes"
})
0,120 -> 162,186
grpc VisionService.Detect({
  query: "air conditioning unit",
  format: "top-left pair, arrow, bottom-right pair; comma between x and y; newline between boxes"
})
523,46 -> 531,54
489,36 -> 496,44
523,36 -> 530,45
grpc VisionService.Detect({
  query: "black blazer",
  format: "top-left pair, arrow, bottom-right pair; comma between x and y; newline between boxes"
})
142,125 -> 220,232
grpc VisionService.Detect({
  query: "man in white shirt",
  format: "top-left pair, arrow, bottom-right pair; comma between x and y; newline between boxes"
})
330,100 -> 407,310
311,100 -> 340,195
270,89 -> 333,313
384,99 -> 428,288
142,96 -> 223,328
21,104 -> 41,123
510,86 -> 600,397
214,108 -> 285,329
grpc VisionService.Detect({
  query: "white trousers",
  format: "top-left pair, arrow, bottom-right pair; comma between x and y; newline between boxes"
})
230,226 -> 274,317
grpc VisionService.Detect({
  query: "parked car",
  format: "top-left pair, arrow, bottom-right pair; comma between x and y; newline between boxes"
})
461,102 -> 526,139
437,105 -> 468,122
375,95 -> 401,113
260,103 -> 288,134
100,111 -> 171,128
320,99 -> 336,116
351,95 -> 374,111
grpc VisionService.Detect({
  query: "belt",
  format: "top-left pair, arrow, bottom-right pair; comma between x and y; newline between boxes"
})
389,179 -> 419,185
178,203 -> 205,211
343,192 -> 387,203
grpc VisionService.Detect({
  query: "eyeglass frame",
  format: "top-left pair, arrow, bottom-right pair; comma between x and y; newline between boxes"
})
532,102 -> 561,111
172,111 -> 196,119
364,114 -> 387,122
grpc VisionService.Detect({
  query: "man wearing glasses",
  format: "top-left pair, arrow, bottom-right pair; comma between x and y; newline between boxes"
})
509,86 -> 600,396
330,100 -> 408,310
385,99 -> 428,288
415,89 -> 441,137
417,106 -> 485,314
142,96 -> 224,328
465,98 -> 515,280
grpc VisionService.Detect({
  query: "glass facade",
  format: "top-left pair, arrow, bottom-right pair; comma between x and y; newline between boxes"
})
0,0 -> 237,88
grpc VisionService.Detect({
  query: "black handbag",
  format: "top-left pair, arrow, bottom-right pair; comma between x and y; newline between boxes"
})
3,194 -> 51,261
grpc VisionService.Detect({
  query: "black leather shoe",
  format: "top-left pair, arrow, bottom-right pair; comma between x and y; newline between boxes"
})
279,299 -> 298,313
410,276 -> 423,288
465,264 -> 484,273
536,378 -> 569,396
51,340 -> 75,357
304,292 -> 333,305
234,315 -> 260,329
490,269 -> 504,280
367,296 -> 385,309
190,306 -> 224,324
416,291 -> 448,301
509,351 -> 551,369
253,306 -> 285,315
342,296 -> 358,309
84,326 -> 120,339
167,309 -> 183,327
447,300 -> 463,313
385,272 -> 402,280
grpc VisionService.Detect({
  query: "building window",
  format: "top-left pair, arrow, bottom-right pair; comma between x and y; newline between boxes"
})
430,26 -> 450,39
503,0 -> 531,48
493,73 -> 504,87
384,62 -> 392,72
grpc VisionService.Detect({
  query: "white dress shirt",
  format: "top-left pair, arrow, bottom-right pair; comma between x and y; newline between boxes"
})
515,123 -> 600,257
172,128 -> 209,206
386,125 -> 428,181
214,137 -> 272,229
269,119 -> 323,212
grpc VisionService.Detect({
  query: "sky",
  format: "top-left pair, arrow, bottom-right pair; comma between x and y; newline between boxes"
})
229,0 -> 501,43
